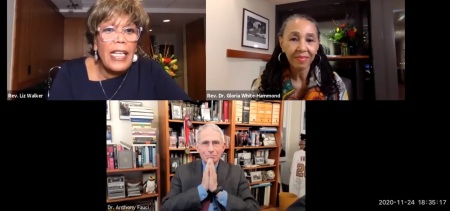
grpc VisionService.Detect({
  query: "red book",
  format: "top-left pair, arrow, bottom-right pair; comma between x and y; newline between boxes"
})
223,101 -> 229,122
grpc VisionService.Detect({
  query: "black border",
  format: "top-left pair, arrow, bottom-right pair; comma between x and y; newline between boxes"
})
307,101 -> 449,209
6,101 -> 106,209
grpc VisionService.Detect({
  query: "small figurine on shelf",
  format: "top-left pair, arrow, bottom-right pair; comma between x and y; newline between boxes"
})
143,176 -> 157,194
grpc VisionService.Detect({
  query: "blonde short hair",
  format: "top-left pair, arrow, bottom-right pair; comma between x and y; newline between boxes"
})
85,0 -> 149,55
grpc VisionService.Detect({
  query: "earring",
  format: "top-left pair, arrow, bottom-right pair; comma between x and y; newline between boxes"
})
132,54 -> 138,62
278,52 -> 284,62
94,51 -> 98,61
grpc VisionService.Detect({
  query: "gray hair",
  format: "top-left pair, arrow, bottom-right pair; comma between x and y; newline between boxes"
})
278,14 -> 321,40
196,123 -> 225,143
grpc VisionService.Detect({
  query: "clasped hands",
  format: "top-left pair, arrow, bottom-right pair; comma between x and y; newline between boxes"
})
201,158 -> 219,193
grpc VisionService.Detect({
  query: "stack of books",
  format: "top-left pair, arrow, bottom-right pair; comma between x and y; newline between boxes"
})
129,106 -> 157,144
129,105 -> 158,168
127,181 -> 142,197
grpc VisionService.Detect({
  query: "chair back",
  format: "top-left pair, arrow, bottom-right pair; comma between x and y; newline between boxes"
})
46,66 -> 61,98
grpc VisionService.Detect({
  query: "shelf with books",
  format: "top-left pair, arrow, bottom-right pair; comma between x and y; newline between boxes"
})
106,192 -> 159,203
229,100 -> 283,208
158,100 -> 284,209
158,100 -> 234,200
168,119 -> 231,125
242,165 -> 277,170
107,166 -> 158,173
106,145 -> 161,210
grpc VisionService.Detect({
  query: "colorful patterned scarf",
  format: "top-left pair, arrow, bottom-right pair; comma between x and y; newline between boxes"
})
281,67 -> 347,100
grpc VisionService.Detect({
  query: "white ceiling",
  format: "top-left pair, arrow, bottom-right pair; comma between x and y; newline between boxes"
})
51,0 -> 206,34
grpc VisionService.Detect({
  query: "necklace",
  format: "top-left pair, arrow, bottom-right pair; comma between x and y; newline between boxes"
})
98,70 -> 130,100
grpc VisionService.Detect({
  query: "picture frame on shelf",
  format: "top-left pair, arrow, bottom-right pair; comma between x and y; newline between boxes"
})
221,153 -> 228,162
254,156 -> 265,165
250,171 -> 262,183
171,103 -> 182,119
107,100 -> 111,120
119,101 -> 142,120
242,8 -> 269,50
107,125 -> 112,143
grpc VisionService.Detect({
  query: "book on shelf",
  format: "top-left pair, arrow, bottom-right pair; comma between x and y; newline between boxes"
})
129,105 -> 157,141
169,100 -> 230,123
235,100 -> 281,125
250,182 -> 272,206
107,143 -> 158,169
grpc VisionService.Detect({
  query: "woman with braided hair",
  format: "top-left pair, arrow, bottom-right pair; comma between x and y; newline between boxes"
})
252,14 -> 348,100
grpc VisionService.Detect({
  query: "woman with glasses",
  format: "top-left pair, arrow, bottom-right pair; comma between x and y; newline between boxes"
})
48,0 -> 190,100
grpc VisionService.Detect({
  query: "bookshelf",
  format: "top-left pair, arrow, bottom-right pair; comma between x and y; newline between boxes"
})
106,149 -> 161,210
158,100 -> 283,209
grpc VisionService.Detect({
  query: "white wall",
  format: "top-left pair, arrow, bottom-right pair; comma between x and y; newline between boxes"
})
7,0 -> 16,91
107,100 -> 160,146
206,0 -> 276,90
280,101 -> 305,187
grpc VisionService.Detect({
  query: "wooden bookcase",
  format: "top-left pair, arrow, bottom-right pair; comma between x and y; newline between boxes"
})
106,154 -> 161,210
158,100 -> 283,209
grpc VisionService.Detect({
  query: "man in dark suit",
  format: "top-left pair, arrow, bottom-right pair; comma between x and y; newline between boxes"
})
161,123 -> 259,211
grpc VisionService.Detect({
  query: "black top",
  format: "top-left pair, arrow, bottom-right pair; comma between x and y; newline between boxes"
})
48,57 -> 191,100
287,195 -> 305,211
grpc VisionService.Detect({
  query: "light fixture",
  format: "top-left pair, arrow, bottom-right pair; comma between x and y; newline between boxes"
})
163,19 -> 171,23
66,0 -> 79,9
149,29 -> 152,32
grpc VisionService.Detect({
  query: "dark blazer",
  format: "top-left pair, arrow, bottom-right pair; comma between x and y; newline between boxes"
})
161,159 -> 260,211
286,195 -> 305,211
48,57 -> 190,100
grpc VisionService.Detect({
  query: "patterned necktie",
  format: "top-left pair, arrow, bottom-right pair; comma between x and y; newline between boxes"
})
201,195 -> 211,211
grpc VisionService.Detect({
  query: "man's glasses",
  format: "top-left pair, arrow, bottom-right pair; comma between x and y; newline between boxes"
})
97,26 -> 142,42
199,140 -> 222,147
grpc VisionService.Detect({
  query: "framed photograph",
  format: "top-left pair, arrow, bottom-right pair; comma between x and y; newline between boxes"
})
242,9 -> 269,50
250,171 -> 262,183
221,153 -> 228,162
254,156 -> 265,165
107,125 -> 112,143
119,101 -> 142,120
107,100 -> 111,120
171,103 -> 182,119
170,157 -> 181,173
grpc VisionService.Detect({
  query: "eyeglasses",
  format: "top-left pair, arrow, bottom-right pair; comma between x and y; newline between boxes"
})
97,26 -> 142,42
199,140 -> 222,147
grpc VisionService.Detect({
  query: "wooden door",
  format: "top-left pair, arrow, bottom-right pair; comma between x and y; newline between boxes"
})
64,18 -> 89,60
12,0 -> 32,89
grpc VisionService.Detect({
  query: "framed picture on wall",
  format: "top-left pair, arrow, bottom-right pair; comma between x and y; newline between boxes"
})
119,101 -> 142,120
242,8 -> 269,50
107,100 -> 111,120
